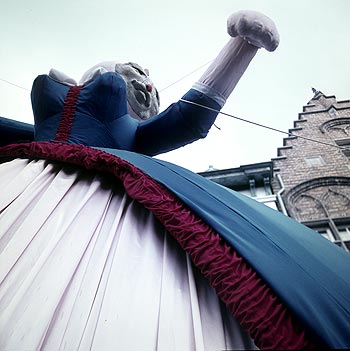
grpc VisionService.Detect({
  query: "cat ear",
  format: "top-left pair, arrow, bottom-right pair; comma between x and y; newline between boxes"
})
79,61 -> 118,85
79,67 -> 109,85
144,68 -> 150,76
49,68 -> 77,86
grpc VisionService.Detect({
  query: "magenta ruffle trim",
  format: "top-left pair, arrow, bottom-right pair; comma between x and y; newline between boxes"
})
0,142 -> 322,350
54,85 -> 82,142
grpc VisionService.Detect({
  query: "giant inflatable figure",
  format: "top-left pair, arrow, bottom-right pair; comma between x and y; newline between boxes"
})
0,11 -> 349,350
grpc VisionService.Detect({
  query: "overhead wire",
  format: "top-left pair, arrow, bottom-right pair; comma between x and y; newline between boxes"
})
0,78 -> 30,92
0,67 -> 349,152
159,60 -> 212,92
179,98 -> 350,151
159,61 -> 350,153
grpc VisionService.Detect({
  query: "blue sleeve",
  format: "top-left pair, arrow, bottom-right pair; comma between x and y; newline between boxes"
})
134,89 -> 221,156
0,117 -> 34,146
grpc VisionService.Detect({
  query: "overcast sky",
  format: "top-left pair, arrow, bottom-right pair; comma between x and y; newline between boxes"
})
1,0 -> 349,172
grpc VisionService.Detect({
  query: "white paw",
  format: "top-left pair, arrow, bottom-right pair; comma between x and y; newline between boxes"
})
227,10 -> 279,51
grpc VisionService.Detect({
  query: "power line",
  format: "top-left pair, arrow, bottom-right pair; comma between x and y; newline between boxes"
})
159,63 -> 350,151
0,78 -> 30,91
180,98 -> 350,152
1,72 -> 349,153
159,60 -> 212,92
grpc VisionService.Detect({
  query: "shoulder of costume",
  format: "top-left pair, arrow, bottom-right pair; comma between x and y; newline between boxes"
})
0,116 -> 34,146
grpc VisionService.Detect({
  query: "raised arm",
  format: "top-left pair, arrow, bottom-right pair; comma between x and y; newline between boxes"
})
134,10 -> 279,156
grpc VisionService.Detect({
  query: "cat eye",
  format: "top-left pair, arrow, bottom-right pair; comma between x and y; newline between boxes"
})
131,65 -> 146,76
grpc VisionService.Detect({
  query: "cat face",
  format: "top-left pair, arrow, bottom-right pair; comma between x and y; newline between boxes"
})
114,63 -> 160,121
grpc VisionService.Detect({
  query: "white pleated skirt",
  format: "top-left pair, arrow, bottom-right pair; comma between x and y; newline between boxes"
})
0,158 -> 256,351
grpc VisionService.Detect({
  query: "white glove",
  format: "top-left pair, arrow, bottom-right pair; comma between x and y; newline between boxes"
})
227,10 -> 279,52
193,10 -> 279,107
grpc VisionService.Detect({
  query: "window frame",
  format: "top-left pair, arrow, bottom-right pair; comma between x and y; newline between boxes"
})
303,218 -> 350,252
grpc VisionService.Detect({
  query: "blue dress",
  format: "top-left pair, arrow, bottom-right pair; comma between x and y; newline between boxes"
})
0,72 -> 349,349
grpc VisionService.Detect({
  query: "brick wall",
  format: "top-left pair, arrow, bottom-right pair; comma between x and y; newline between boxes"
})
271,92 -> 350,223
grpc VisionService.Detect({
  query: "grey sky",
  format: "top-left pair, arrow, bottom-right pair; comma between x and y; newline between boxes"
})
0,0 -> 349,172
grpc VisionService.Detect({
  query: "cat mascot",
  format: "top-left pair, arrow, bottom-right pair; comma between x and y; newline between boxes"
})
0,10 -> 349,350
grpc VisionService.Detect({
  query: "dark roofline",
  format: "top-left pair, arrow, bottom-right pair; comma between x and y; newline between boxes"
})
198,161 -> 273,190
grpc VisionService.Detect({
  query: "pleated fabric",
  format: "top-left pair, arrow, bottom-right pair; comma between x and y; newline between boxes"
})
0,158 -> 256,351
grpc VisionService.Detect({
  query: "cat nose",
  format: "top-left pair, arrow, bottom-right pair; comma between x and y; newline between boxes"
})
145,84 -> 153,92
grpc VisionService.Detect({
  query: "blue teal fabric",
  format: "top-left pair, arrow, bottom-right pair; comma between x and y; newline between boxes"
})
0,117 -> 34,146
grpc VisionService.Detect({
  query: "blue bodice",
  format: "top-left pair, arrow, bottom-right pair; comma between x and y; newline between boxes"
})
31,72 -> 221,156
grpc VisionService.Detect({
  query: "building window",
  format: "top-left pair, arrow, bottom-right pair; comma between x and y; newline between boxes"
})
338,225 -> 350,241
304,156 -> 325,167
304,219 -> 350,252
335,139 -> 350,158
328,107 -> 337,118
312,225 -> 335,242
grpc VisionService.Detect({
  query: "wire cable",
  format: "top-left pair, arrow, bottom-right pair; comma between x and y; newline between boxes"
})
180,98 -> 350,151
1,73 -> 349,152
159,60 -> 212,92
0,78 -> 30,91
159,62 -> 350,151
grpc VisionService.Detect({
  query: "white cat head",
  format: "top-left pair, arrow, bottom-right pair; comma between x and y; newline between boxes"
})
114,62 -> 159,121
80,61 -> 160,121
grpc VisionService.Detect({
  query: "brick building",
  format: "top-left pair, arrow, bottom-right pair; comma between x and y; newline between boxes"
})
272,90 -> 350,251
201,90 -> 350,252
